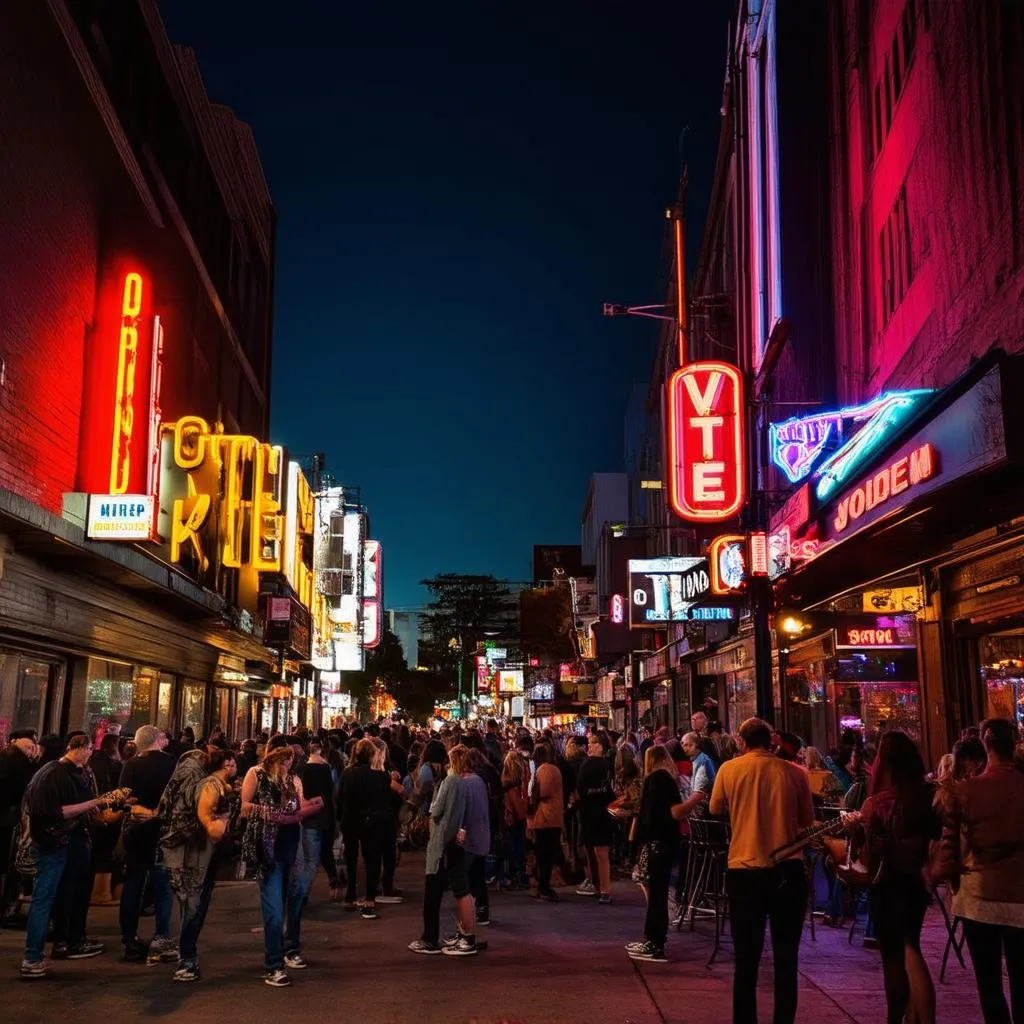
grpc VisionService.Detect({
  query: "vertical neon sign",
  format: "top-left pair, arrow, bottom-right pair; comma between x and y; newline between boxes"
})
110,272 -> 143,493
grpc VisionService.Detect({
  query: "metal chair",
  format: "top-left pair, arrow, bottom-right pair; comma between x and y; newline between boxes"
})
932,883 -> 967,981
677,817 -> 731,966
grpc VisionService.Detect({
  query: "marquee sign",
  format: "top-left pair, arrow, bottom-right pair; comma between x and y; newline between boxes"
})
709,535 -> 746,594
667,362 -> 746,522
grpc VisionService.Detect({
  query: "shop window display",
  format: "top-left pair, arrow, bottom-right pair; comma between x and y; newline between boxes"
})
726,668 -> 756,731
73,662 -> 176,741
182,681 -> 207,737
978,634 -> 1024,730
234,692 -> 251,742
0,655 -> 61,740
834,649 -> 921,744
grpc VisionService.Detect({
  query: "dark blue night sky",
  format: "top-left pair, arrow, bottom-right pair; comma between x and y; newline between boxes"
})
160,0 -> 732,610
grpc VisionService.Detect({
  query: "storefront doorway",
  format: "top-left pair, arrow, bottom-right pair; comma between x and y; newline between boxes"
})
975,631 -> 1024,732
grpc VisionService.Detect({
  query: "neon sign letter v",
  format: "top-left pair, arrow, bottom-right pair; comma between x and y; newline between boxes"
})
683,371 -> 724,416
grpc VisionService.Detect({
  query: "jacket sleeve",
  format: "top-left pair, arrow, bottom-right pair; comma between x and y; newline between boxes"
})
931,782 -> 965,883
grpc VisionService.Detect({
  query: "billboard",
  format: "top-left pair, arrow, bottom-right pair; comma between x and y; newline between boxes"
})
362,540 -> 382,648
496,669 -> 524,695
628,556 -> 710,627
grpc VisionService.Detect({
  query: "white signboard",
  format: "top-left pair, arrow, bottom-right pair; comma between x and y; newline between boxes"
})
87,494 -> 154,541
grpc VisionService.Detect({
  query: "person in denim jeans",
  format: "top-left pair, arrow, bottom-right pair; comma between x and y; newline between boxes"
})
21,735 -> 113,978
161,748 -> 237,982
241,743 -> 322,987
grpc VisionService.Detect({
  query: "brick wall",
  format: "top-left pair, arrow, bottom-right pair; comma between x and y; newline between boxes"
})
0,6 -> 108,512
831,0 -> 1024,402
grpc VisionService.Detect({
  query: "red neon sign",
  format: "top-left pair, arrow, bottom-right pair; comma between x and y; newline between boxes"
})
667,362 -> 746,522
77,262 -> 162,504
748,532 -> 769,576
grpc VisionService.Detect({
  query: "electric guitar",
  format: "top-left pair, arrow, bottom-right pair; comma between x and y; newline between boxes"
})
769,816 -> 846,864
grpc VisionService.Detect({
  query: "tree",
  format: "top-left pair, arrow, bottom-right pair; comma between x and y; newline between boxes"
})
342,627 -> 407,717
418,574 -> 518,693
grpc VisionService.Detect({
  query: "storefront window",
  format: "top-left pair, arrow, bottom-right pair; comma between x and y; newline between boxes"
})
834,649 -> 921,745
978,634 -> 1024,731
156,677 -> 174,731
75,660 -> 134,742
0,654 -> 61,740
212,686 -> 230,735
182,681 -> 206,737
785,654 -> 830,751
726,669 -> 756,730
261,699 -> 273,733
234,692 -> 251,742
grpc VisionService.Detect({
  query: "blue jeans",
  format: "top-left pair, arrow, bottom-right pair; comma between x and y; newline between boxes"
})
257,837 -> 302,969
24,844 -> 68,963
178,864 -> 216,966
295,827 -> 323,901
120,856 -> 174,944
499,821 -> 527,886
51,830 -> 92,948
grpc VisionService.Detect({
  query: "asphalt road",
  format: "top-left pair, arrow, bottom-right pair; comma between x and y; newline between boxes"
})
0,851 -> 988,1024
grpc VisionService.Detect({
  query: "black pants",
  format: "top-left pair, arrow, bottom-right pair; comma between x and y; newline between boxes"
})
422,861 -> 450,945
379,820 -> 397,894
872,876 -> 930,1024
342,825 -> 361,901
319,827 -> 340,887
644,839 -> 678,947
469,851 -> 489,914
534,828 -> 561,894
963,919 -> 1024,1024
726,861 -> 807,1024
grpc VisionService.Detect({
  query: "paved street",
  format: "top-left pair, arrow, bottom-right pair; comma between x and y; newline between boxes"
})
0,851 -> 989,1024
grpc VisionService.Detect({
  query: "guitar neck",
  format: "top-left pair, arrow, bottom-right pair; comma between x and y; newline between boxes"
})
769,816 -> 844,862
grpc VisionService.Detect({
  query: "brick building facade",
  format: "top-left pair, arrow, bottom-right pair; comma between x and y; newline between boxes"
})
0,1 -> 281,745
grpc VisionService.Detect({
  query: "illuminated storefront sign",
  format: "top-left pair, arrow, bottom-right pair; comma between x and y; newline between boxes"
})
86,495 -> 155,541
79,265 -> 164,537
836,614 -> 916,649
832,443 -> 936,534
628,556 -> 710,627
709,535 -> 746,594
748,532 -> 769,576
769,390 -> 933,488
362,540 -> 382,649
610,594 -> 625,624
476,655 -> 491,694
667,362 -> 746,522
685,606 -> 735,621
497,669 -> 524,695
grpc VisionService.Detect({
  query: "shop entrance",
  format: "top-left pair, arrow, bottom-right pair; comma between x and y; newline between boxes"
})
974,630 -> 1024,732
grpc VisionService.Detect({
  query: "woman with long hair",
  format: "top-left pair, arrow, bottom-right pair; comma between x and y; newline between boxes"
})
625,746 -> 686,962
370,737 -> 404,906
240,744 -> 322,987
500,750 -> 529,889
527,743 -> 564,902
338,738 -> 404,920
850,731 -> 938,1024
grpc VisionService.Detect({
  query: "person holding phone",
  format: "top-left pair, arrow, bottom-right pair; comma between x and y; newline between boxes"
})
241,742 -> 323,987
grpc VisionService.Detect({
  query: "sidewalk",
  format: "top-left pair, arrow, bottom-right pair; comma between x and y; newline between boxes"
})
0,850 -> 988,1024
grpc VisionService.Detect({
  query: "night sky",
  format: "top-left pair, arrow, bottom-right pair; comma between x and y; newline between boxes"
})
160,0 -> 732,611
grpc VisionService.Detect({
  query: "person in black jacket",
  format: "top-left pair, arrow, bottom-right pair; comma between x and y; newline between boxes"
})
87,734 -> 123,905
575,733 -> 615,903
0,729 -> 38,920
297,742 -> 341,900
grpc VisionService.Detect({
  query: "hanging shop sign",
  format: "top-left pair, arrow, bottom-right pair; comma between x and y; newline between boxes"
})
78,263 -> 165,537
769,390 -> 934,490
610,593 -> 625,624
666,362 -> 746,522
709,535 -> 746,594
261,595 -> 312,660
628,556 -> 710,627
362,540 -> 383,649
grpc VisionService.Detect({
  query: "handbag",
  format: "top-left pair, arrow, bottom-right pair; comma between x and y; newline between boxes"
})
632,841 -> 652,884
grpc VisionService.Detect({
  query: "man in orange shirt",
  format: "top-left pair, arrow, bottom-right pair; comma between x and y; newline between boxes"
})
709,718 -> 814,1024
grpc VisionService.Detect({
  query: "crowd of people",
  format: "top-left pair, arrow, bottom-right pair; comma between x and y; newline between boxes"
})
0,712 -> 1021,1022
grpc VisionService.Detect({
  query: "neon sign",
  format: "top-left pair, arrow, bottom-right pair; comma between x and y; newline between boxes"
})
769,390 -> 933,489
709,535 -> 746,594
610,593 -> 625,624
748,531 -> 769,577
362,540 -> 382,648
832,443 -> 937,535
667,362 -> 746,522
